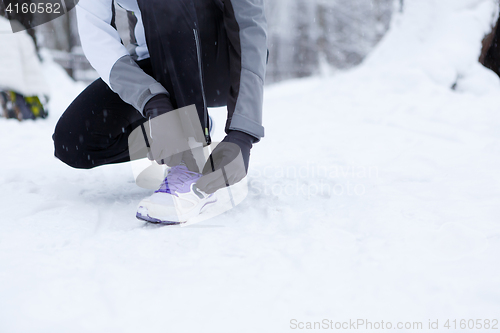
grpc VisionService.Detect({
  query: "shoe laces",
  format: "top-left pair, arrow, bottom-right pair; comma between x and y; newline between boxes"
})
155,164 -> 201,194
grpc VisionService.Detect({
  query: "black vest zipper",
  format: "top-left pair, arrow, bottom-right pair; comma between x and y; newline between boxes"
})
193,28 -> 211,145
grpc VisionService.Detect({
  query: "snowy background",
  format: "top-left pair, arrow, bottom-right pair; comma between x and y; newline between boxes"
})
1,0 -> 500,332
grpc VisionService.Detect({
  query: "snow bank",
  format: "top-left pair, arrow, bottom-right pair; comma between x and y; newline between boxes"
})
365,0 -> 500,92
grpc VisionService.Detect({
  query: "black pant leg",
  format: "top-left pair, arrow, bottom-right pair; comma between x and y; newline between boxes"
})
53,71 -> 149,169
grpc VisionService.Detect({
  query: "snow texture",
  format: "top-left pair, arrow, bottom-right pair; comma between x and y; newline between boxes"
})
1,0 -> 500,332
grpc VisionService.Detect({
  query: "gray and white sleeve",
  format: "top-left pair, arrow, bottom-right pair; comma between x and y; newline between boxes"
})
76,0 -> 167,114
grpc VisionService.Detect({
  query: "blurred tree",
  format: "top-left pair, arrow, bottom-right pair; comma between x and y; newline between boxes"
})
480,2 -> 500,77
293,0 -> 318,77
266,0 -> 393,83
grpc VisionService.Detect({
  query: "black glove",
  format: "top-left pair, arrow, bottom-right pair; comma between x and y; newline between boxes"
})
143,95 -> 193,168
196,130 -> 254,194
143,94 -> 174,119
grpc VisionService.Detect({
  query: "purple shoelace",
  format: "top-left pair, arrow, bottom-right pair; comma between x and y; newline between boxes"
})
155,164 -> 202,195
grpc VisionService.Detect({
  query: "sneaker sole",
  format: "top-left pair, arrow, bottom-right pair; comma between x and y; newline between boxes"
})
136,196 -> 217,225
135,212 -> 185,225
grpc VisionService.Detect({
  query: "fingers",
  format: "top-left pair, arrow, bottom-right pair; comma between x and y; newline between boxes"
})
196,168 -> 224,194
148,108 -> 194,164
147,151 -> 154,161
201,141 -> 241,174
128,105 -> 207,167
197,147 -> 247,193
155,151 -> 183,166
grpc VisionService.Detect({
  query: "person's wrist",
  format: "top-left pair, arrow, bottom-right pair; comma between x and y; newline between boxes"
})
143,94 -> 173,118
222,130 -> 254,172
225,130 -> 256,147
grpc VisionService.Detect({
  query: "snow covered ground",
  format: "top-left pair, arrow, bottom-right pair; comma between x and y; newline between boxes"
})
1,0 -> 500,332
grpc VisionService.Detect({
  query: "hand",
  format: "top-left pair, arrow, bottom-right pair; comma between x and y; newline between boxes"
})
196,130 -> 254,194
143,94 -> 174,119
144,95 -> 191,166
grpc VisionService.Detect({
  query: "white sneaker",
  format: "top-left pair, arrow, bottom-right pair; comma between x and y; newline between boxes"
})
136,164 -> 216,224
